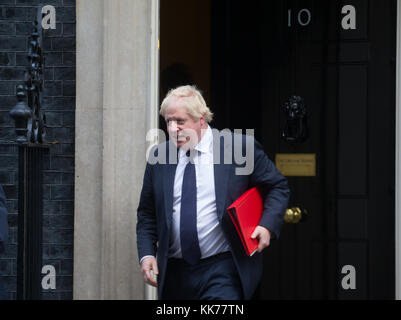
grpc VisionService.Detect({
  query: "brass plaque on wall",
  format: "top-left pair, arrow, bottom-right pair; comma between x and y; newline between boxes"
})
275,154 -> 316,176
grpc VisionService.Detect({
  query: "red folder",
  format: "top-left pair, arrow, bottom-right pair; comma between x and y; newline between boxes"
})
227,187 -> 263,256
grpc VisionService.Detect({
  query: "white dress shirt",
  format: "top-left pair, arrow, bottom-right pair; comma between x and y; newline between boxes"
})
168,125 -> 230,259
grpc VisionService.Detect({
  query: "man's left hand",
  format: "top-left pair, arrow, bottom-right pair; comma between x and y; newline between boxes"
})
251,226 -> 271,253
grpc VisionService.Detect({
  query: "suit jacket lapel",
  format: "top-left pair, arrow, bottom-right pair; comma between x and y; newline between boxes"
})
164,141 -> 178,230
212,129 -> 232,221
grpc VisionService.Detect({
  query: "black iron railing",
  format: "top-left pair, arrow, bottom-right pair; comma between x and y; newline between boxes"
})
9,9 -> 49,300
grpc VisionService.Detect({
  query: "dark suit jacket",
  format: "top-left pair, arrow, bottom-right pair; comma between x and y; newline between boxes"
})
136,129 -> 290,299
0,185 -> 8,254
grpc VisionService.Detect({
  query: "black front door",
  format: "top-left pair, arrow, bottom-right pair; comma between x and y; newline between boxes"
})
211,0 -> 396,299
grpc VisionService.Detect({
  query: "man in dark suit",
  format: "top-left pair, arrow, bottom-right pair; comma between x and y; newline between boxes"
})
136,85 -> 290,300
0,185 -> 9,300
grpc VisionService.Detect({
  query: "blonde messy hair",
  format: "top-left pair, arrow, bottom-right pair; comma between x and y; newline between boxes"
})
160,85 -> 213,123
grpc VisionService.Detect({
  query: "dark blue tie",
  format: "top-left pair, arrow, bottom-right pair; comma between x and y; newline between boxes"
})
180,150 -> 201,265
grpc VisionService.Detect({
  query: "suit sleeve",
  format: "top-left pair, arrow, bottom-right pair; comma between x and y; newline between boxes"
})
0,185 -> 9,254
249,137 -> 290,239
136,162 -> 158,263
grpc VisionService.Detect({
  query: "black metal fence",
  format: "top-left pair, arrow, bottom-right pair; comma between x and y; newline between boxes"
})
9,9 -> 48,300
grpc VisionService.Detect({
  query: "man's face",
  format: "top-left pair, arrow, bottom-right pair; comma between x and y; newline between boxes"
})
164,97 -> 204,150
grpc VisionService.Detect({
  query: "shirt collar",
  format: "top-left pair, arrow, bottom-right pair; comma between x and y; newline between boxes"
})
194,125 -> 212,154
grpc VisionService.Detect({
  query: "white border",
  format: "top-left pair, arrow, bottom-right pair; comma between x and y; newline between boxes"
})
144,0 -> 160,301
396,0 -> 401,301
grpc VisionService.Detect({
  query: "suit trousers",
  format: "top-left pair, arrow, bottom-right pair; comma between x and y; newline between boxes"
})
161,251 -> 243,300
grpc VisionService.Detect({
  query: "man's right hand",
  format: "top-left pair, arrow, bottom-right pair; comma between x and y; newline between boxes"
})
141,256 -> 159,287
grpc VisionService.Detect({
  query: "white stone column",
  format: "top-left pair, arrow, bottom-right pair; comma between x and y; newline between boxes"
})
74,0 -> 159,299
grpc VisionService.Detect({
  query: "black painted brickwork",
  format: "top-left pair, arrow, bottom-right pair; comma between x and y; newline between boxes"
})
0,0 -> 75,299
